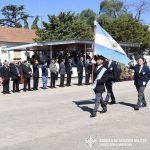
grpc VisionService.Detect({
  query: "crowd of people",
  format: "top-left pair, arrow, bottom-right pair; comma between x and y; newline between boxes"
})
0,57 -> 92,94
0,55 -> 150,117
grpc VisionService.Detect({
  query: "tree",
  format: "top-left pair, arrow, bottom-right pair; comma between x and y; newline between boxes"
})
35,12 -> 93,41
99,0 -> 124,19
134,0 -> 149,21
97,13 -> 150,52
24,18 -> 29,29
80,9 -> 96,27
0,4 -> 30,28
31,16 -> 39,29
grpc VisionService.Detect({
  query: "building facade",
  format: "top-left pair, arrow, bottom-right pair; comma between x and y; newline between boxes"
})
0,26 -> 37,62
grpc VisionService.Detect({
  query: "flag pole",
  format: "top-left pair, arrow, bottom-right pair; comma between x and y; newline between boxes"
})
91,21 -> 96,83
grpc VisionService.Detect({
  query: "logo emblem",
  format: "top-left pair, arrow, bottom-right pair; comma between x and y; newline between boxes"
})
85,136 -> 96,148
112,42 -> 118,48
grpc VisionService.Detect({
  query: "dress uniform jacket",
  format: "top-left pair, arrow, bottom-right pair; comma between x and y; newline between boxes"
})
103,61 -> 118,82
93,65 -> 108,93
131,65 -> 150,87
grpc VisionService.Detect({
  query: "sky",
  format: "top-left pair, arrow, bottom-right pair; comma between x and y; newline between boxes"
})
0,0 -> 150,27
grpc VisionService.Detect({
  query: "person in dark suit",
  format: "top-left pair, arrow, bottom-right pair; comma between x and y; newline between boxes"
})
0,61 -> 11,94
85,59 -> 91,85
130,57 -> 150,110
22,61 -> 32,92
32,59 -> 39,90
59,59 -> 66,87
90,56 -> 108,118
10,61 -> 21,93
42,62 -> 48,89
66,59 -> 73,86
104,59 -> 119,104
77,57 -> 84,85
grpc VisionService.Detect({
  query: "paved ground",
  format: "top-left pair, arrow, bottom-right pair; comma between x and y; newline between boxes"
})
0,79 -> 149,150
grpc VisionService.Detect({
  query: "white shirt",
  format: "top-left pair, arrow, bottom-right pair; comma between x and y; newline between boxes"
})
108,61 -> 112,68
56,63 -> 59,72
139,65 -> 143,73
96,64 -> 103,70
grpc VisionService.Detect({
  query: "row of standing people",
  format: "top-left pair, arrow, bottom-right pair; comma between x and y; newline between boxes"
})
0,57 -> 92,94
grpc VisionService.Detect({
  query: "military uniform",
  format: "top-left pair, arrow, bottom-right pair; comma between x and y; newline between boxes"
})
104,61 -> 118,104
130,64 -> 150,110
90,64 -> 108,117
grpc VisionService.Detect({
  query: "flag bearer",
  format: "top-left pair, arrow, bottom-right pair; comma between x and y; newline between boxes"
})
90,55 -> 108,118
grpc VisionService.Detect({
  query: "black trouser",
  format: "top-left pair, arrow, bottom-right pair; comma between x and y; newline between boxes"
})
135,85 -> 146,107
105,80 -> 115,103
56,72 -> 58,80
60,74 -> 65,87
78,71 -> 83,85
33,77 -> 39,89
24,77 -> 31,91
66,74 -> 72,86
51,72 -> 56,87
13,78 -> 19,91
85,73 -> 90,85
3,79 -> 10,93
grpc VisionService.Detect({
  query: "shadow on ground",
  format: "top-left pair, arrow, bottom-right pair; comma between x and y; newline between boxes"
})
119,102 -> 136,109
73,99 -> 96,114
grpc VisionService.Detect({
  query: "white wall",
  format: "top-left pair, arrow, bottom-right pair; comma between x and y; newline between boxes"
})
0,47 -> 9,62
143,55 -> 150,66
21,51 -> 34,61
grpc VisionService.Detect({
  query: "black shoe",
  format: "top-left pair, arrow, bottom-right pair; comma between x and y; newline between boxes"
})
134,105 -> 139,110
90,113 -> 97,118
16,90 -> 21,93
141,103 -> 147,107
100,109 -> 107,114
23,89 -> 26,92
110,101 -> 116,104
6,91 -> 11,94
28,89 -> 32,91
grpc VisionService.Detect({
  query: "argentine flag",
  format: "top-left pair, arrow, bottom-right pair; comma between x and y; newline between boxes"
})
94,21 -> 131,65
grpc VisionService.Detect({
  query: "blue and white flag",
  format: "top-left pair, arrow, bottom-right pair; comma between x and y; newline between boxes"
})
94,21 -> 131,65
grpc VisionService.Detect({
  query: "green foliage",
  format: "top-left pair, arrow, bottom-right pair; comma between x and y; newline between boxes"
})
35,0 -> 150,52
99,0 -> 124,19
0,4 -> 31,28
24,18 -> 29,29
31,16 -> 39,29
35,12 -> 93,41
80,9 -> 96,27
